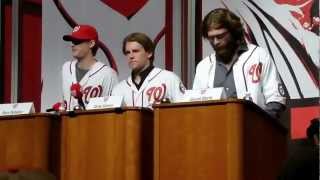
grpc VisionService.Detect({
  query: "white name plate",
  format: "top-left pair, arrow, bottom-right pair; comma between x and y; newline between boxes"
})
87,96 -> 124,110
178,87 -> 227,102
0,102 -> 35,116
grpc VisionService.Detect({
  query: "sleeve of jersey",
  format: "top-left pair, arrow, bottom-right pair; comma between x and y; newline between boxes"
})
111,81 -> 125,97
260,50 -> 286,105
192,63 -> 201,90
170,73 -> 186,102
102,68 -> 119,97
61,63 -> 69,102
111,84 -> 118,96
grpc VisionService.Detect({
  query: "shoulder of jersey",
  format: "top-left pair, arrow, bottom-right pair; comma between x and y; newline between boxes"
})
112,79 -> 128,90
246,44 -> 268,59
197,55 -> 212,67
247,43 -> 263,53
92,62 -> 116,75
103,65 -> 117,74
62,60 -> 76,73
153,68 -> 181,82
62,60 -> 75,67
161,69 -> 178,76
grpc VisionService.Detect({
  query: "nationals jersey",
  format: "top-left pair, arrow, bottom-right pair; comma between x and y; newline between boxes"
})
62,60 -> 118,110
193,44 -> 285,110
112,67 -> 185,108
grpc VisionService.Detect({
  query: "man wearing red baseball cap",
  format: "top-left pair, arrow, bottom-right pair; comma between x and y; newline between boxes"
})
63,24 -> 99,56
59,24 -> 118,111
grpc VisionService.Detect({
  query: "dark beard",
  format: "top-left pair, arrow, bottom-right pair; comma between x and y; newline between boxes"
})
213,41 -> 238,64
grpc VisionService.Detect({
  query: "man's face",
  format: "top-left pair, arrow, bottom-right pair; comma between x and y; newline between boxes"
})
207,27 -> 237,63
71,40 -> 95,59
124,41 -> 152,73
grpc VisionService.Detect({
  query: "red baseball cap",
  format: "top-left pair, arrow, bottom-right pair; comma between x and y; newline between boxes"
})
63,24 -> 98,42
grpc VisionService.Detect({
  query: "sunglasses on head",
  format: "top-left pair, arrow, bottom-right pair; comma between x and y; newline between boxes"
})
71,40 -> 87,45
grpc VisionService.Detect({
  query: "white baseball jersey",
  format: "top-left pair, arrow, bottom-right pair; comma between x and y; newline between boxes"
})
193,44 -> 286,110
62,60 -> 118,110
112,67 -> 185,108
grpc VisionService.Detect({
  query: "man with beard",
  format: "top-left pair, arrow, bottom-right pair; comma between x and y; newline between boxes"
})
193,8 -> 286,118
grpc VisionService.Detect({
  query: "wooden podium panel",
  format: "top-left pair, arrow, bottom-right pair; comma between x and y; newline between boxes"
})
60,108 -> 153,180
154,100 -> 287,180
0,114 -> 52,171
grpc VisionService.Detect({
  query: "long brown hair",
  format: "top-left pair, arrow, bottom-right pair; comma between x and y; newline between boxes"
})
202,8 -> 244,42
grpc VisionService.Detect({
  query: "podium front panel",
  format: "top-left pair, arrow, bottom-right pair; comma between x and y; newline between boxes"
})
60,108 -> 153,180
154,100 -> 287,180
0,114 -> 52,171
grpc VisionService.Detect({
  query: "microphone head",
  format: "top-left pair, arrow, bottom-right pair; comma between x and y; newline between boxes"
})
47,101 -> 67,112
70,83 -> 83,98
52,102 -> 62,111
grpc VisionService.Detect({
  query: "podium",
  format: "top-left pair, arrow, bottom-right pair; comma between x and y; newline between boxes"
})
0,114 -> 52,171
154,100 -> 287,180
60,108 -> 153,180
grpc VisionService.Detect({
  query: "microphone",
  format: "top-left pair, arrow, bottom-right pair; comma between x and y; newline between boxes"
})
70,83 -> 86,110
46,101 -> 66,112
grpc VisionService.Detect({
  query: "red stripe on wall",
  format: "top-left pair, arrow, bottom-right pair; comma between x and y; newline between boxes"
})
165,0 -> 173,71
25,0 -> 42,5
19,3 -> 42,112
4,4 -> 12,103
181,0 -> 188,84
195,0 -> 203,65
